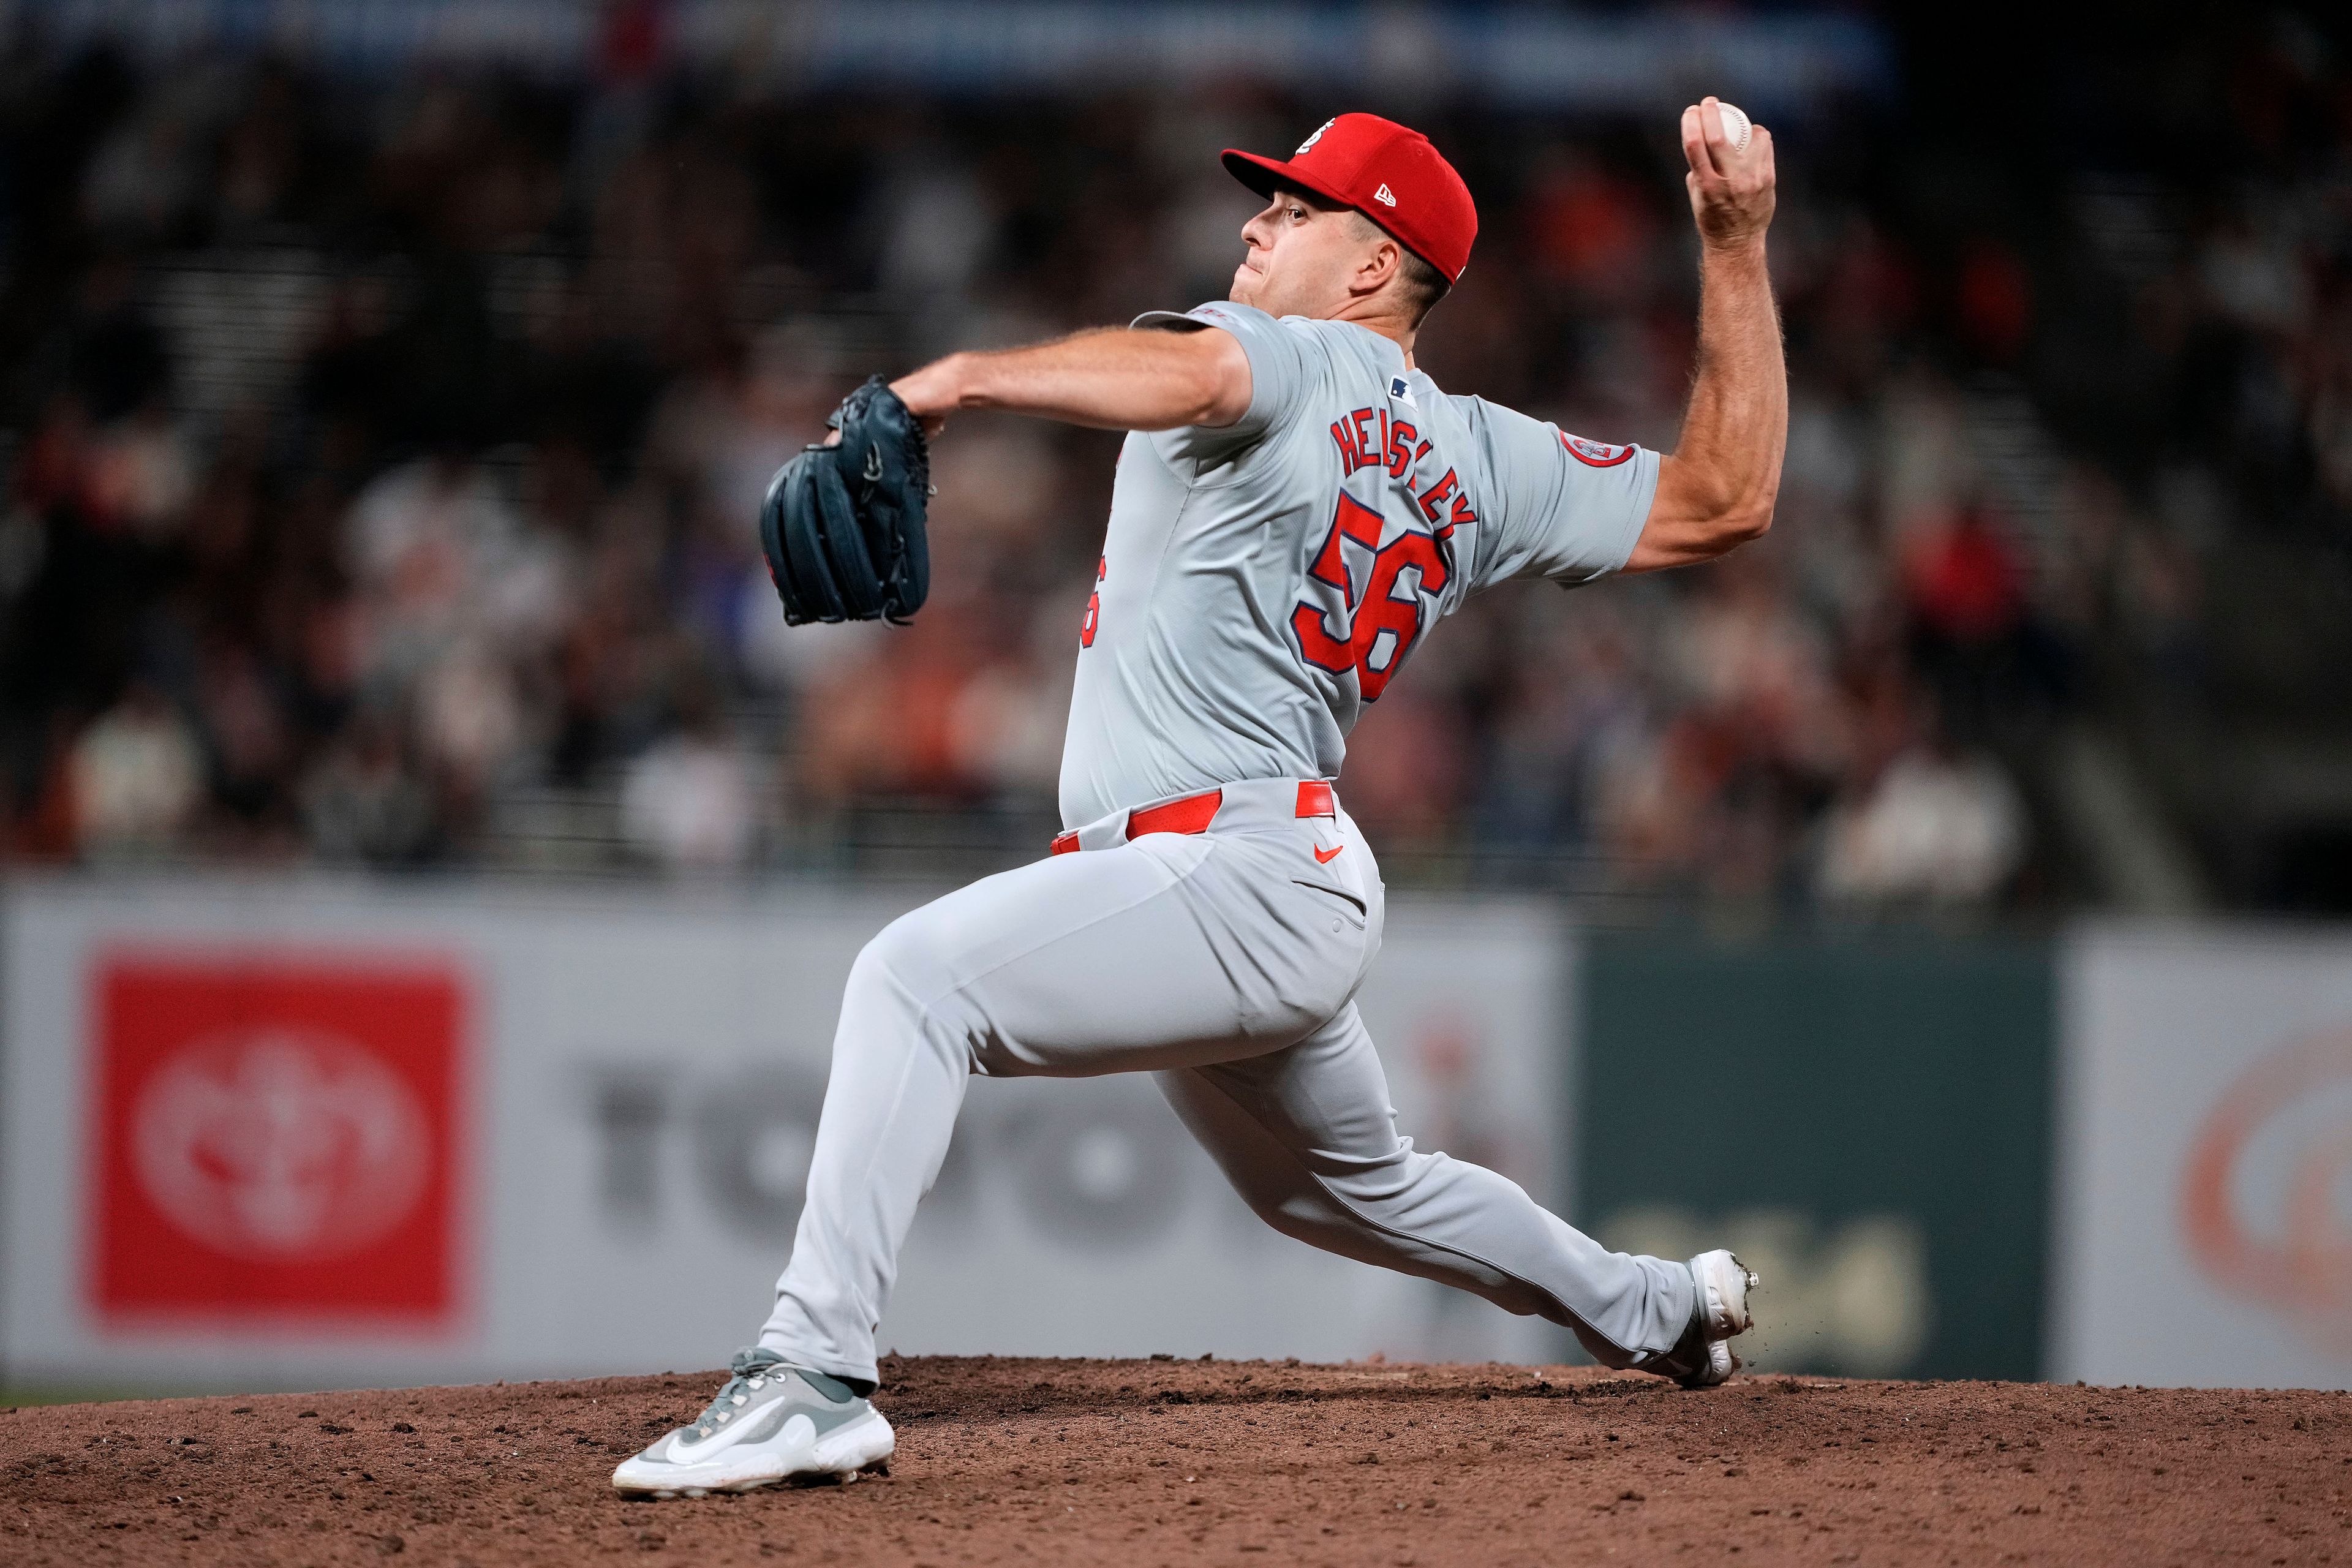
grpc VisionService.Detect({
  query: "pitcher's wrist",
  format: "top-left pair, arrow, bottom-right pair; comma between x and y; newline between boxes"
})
1699,233 -> 1770,266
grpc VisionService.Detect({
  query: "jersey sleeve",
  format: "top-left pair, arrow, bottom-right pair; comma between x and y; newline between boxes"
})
1133,301 -> 1316,467
1460,396 -> 1660,590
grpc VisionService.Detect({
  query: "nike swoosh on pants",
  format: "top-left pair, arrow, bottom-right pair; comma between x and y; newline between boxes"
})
1313,843 -> 1344,863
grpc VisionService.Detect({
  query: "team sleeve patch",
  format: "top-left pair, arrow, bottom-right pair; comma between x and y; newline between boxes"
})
1560,432 -> 1634,467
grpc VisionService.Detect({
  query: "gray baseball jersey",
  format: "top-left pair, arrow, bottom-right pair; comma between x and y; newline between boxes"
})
1058,300 -> 1660,828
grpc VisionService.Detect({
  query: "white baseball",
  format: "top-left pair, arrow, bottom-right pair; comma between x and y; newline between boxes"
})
1713,101 -> 1752,153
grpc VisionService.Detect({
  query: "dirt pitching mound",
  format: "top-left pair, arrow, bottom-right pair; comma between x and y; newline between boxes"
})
4,1356 -> 2347,1565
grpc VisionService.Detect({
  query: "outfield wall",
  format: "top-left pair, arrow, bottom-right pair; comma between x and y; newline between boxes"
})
1577,932 -> 2054,1381
0,875 -> 1570,1390
4,878 -> 2349,1390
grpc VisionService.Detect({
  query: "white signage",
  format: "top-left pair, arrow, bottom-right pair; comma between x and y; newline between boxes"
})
2052,924 -> 2352,1389
2,876 -> 1570,1391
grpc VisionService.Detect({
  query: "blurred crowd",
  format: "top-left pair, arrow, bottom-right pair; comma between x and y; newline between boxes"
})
0,20 -> 2339,908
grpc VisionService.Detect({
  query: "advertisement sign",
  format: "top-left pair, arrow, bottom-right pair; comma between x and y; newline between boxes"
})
2052,925 -> 2352,1389
2,876 -> 1569,1391
89,953 -> 467,1325
1575,930 -> 2056,1381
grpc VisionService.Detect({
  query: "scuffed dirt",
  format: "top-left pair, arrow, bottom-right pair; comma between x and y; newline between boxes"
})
4,1355 -> 2349,1564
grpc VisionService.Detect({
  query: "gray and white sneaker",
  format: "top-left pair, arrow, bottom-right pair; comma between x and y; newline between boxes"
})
611,1348 -> 895,1498
1649,1249 -> 1759,1389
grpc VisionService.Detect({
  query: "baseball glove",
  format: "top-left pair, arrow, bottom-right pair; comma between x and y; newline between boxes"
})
759,376 -> 932,625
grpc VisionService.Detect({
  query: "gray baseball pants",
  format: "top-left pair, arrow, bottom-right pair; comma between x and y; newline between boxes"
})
758,778 -> 1695,1384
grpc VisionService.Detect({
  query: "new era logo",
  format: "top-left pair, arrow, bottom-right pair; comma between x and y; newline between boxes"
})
1373,184 -> 1397,207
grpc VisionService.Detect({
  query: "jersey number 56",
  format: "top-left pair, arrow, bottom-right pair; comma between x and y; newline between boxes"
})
1290,492 -> 1452,701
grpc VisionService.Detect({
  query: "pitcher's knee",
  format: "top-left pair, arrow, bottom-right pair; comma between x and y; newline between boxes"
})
1242,1149 -> 1424,1247
1243,1181 -> 1366,1250
863,903 -> 929,969
837,918 -> 960,1063
854,902 -> 959,997
1312,1147 -> 1438,1215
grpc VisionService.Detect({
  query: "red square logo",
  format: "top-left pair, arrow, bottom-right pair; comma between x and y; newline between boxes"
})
89,953 -> 467,1329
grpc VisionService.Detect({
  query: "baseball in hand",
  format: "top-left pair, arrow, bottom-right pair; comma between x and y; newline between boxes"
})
1714,101 -> 1752,153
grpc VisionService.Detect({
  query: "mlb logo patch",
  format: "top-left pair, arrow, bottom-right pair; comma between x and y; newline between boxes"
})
1388,375 -> 1416,405
89,952 -> 468,1327
1560,432 -> 1634,467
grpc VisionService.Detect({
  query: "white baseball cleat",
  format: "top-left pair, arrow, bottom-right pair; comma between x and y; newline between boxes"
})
611,1348 -> 895,1498
1653,1249 -> 1759,1389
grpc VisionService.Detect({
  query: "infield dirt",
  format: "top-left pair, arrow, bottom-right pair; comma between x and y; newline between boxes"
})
4,1355 -> 2347,1566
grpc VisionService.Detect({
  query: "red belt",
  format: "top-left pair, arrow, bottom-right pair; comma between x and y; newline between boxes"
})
1052,781 -> 1335,855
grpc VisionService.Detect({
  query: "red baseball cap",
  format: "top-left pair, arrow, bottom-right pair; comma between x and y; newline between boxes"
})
1223,113 -> 1477,284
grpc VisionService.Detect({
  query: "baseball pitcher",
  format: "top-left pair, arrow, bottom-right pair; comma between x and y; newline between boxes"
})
616,99 -> 1784,1496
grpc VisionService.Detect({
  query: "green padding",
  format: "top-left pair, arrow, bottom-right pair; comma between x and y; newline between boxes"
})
1576,931 -> 2054,1381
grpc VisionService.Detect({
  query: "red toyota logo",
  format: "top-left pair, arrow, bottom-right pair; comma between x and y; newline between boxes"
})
91,954 -> 467,1327
2179,1025 -> 2352,1349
